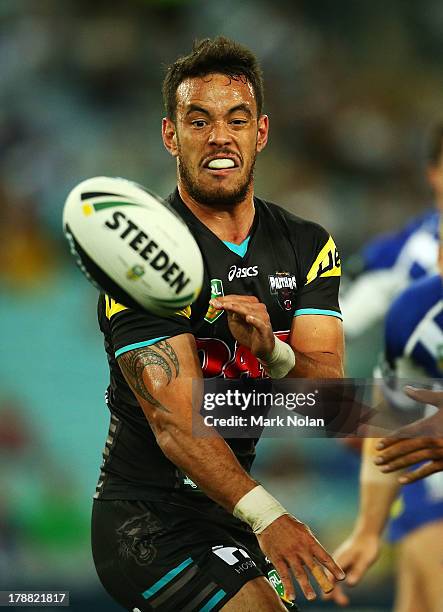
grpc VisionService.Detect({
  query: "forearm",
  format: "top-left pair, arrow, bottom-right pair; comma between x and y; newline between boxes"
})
154,416 -> 257,511
288,315 -> 344,379
354,437 -> 401,536
118,335 -> 258,513
288,349 -> 344,379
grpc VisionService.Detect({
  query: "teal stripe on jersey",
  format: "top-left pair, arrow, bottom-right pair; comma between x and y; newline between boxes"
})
294,308 -> 343,319
115,336 -> 169,358
199,589 -> 227,612
142,557 -> 193,600
223,236 -> 250,257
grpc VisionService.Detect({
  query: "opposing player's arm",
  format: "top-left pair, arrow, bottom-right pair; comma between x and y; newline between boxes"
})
324,385 -> 401,605
117,332 -> 256,511
375,387 -> 443,483
288,314 -> 344,379
117,332 -> 345,601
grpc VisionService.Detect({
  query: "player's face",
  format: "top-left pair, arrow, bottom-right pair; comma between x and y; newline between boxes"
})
163,73 -> 268,207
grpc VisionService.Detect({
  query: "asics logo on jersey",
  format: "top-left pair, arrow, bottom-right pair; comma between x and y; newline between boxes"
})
228,265 -> 259,281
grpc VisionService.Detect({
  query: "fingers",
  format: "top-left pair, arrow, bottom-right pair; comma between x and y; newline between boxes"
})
211,295 -> 259,308
245,313 -> 270,337
398,459 -> 443,484
345,556 -> 370,586
291,545 -> 345,600
375,438 -> 441,469
313,544 -> 346,582
323,583 -> 350,606
272,560 -> 295,602
291,563 -> 317,601
377,448 -> 436,473
404,386 -> 443,408
377,436 -> 431,453
311,563 -> 335,593
211,298 -> 266,318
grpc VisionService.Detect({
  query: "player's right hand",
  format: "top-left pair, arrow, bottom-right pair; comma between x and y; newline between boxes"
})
322,532 -> 380,606
256,514 -> 345,602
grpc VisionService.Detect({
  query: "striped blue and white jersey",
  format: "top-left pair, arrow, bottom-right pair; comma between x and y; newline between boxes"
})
383,274 -> 443,541
364,209 -> 439,281
342,209 -> 439,337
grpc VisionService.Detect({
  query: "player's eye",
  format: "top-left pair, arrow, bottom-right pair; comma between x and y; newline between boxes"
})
231,119 -> 248,126
192,120 -> 207,128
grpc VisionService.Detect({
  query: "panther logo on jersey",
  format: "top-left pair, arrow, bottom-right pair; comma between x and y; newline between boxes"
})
268,272 -> 297,311
117,511 -> 165,566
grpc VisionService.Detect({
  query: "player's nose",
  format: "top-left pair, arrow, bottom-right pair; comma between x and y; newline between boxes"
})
208,121 -> 232,146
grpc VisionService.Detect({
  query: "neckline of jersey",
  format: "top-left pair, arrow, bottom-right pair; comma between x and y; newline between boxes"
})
168,188 -> 259,259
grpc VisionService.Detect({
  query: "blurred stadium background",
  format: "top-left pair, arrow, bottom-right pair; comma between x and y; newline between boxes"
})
2,0 -> 443,609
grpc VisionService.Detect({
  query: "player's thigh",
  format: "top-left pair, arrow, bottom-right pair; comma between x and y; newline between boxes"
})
402,520 -> 443,612
91,498 -> 281,612
220,576 -> 287,611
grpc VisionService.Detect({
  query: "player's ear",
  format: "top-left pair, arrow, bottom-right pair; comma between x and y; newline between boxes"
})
162,117 -> 178,157
256,114 -> 269,153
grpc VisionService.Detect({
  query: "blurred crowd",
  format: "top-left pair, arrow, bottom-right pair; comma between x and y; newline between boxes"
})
2,0 -> 443,289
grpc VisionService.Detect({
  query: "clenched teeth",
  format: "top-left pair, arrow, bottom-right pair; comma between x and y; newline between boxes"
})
207,158 -> 235,169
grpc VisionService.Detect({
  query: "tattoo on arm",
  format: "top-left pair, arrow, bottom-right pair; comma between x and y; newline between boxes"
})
118,341 -> 180,412
156,340 -> 180,377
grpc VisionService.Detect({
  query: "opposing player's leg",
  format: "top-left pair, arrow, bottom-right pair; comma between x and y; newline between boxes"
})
394,539 -> 422,612
394,520 -> 443,612
220,576 -> 287,611
405,520 -> 443,612
91,498 -> 297,612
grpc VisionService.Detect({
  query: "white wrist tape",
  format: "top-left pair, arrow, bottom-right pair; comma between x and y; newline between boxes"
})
259,336 -> 295,379
233,485 -> 288,534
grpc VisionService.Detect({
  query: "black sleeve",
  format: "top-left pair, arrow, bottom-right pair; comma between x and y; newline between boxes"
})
104,295 -> 192,357
292,221 -> 342,317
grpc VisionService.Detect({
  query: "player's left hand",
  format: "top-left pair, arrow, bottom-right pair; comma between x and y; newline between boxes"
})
210,295 -> 275,360
375,386 -> 443,483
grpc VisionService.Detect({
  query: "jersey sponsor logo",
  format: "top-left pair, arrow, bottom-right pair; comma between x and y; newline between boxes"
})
306,235 -> 341,285
227,265 -> 259,282
212,545 -> 256,573
196,331 -> 289,378
268,272 -> 297,311
183,475 -> 198,489
204,279 -> 225,323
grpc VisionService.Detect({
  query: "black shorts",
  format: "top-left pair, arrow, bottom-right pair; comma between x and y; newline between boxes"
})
91,497 -> 298,612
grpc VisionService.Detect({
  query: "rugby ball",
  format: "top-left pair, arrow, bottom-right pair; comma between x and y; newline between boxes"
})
63,176 -> 204,315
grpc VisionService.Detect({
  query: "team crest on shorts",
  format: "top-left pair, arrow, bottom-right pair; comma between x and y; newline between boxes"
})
268,272 -> 297,312
117,511 -> 164,566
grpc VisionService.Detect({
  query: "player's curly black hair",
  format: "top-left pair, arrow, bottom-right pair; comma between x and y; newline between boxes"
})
162,36 -> 264,120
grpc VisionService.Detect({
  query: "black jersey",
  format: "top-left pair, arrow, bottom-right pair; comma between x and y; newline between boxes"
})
94,190 -> 342,501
